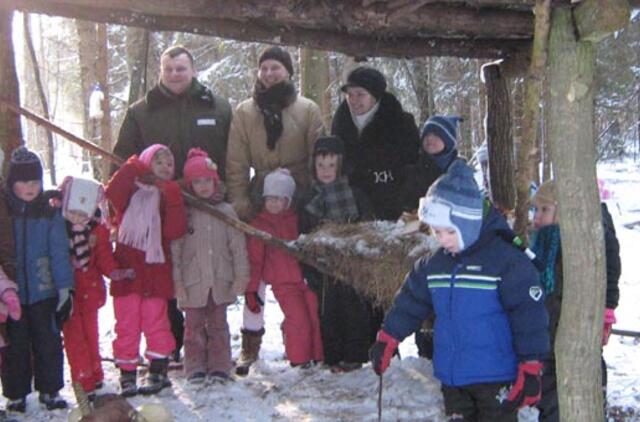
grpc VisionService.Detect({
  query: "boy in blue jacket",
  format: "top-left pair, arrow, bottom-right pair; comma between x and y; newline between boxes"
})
1,147 -> 74,413
370,161 -> 550,421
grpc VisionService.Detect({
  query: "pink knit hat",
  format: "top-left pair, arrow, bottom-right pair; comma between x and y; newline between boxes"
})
183,148 -> 220,188
139,144 -> 173,172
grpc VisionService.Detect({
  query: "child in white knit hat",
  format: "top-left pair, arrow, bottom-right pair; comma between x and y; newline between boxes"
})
241,168 -> 323,372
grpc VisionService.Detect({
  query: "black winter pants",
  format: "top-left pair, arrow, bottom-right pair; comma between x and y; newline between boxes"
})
1,298 -> 63,399
441,382 -> 516,422
314,277 -> 374,365
168,298 -> 184,359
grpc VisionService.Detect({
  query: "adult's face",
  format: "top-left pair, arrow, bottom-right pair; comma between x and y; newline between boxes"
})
160,53 -> 195,96
345,87 -> 377,116
258,59 -> 290,89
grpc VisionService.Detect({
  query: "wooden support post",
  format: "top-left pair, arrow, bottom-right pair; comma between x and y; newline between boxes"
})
547,6 -> 604,421
482,62 -> 515,212
514,0 -> 551,238
0,6 -> 23,173
574,0 -> 631,43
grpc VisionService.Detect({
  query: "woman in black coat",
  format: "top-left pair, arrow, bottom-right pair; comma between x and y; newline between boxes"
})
331,66 -> 419,221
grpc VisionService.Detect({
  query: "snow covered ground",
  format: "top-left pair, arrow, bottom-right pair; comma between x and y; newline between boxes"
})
4,159 -> 640,421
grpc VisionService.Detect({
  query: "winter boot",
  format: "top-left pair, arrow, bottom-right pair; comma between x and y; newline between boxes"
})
138,358 -> 171,395
235,328 -> 264,376
119,369 -> 138,398
5,398 -> 26,413
39,393 -> 68,410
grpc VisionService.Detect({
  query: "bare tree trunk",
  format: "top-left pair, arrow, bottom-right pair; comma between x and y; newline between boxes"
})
126,27 -> 150,104
75,19 -> 98,174
0,7 -> 23,174
95,23 -> 112,182
299,47 -> 331,129
514,0 -> 551,238
406,57 -> 433,124
547,6 -> 603,421
23,13 -> 56,185
483,62 -> 515,211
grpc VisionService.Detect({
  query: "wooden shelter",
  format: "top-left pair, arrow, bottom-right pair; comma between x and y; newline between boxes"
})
0,1 -> 638,421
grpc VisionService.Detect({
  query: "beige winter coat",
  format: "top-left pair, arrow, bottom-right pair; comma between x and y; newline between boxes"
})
225,95 -> 325,220
171,202 -> 250,309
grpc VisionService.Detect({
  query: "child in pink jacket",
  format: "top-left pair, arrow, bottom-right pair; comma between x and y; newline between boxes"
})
105,144 -> 187,397
172,148 -> 250,385
58,176 -> 135,399
245,168 -> 322,369
0,265 -> 21,357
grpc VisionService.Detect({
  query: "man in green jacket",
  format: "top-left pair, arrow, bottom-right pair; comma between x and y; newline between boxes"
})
113,45 -> 232,364
114,45 -> 232,178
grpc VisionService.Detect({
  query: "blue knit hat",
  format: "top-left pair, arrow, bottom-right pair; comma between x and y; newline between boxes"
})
418,160 -> 483,251
421,114 -> 461,149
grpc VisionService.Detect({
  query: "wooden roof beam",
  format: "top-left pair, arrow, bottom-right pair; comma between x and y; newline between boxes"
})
5,1 -> 531,59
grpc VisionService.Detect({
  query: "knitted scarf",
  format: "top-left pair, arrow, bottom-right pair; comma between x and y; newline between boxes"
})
66,214 -> 99,272
253,80 -> 296,150
305,177 -> 359,223
530,224 -> 561,294
117,182 -> 165,263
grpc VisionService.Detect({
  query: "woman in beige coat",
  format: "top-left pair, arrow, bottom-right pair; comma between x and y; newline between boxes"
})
172,149 -> 250,384
225,46 -> 324,375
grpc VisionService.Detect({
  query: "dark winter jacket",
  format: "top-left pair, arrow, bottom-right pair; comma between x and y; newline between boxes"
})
114,79 -> 232,178
534,202 -> 621,349
0,189 -> 16,281
401,152 -> 445,213
331,93 -> 419,220
5,189 -> 74,305
383,207 -> 550,387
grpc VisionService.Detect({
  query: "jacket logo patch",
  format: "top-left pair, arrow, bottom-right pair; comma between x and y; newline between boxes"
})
373,170 -> 394,184
466,265 -> 482,271
197,118 -> 216,126
529,286 -> 543,301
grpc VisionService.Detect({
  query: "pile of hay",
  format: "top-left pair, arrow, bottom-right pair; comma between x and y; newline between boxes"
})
293,220 -> 438,310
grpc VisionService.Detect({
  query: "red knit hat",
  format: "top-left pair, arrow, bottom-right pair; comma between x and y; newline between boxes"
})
183,148 -> 220,188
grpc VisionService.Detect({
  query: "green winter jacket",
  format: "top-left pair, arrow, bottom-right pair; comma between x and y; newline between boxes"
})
114,79 -> 232,178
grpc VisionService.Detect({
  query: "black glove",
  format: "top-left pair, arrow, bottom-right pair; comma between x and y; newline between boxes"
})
55,288 -> 73,330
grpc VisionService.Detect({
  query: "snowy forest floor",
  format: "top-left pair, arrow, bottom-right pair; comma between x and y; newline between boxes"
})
3,159 -> 640,421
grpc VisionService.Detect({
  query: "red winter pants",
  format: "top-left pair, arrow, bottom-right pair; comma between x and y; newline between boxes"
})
62,302 -> 103,392
112,293 -> 175,371
183,293 -> 231,376
272,283 -> 323,365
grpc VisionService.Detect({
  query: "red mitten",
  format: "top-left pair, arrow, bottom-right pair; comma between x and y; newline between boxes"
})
503,361 -> 544,411
245,292 -> 263,314
1,289 -> 21,321
369,330 -> 400,375
603,308 -> 616,346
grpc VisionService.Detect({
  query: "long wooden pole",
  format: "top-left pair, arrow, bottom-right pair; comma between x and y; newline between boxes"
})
0,100 -> 311,261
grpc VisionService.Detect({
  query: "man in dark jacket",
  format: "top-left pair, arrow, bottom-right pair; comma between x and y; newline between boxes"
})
332,66 -> 419,221
113,45 -> 232,362
114,45 -> 232,179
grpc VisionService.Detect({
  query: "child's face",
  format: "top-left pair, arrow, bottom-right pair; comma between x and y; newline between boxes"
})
315,153 -> 338,185
150,150 -> 175,181
432,226 -> 461,254
66,209 -> 90,226
422,133 -> 445,155
191,176 -> 216,199
13,180 -> 42,202
264,196 -> 288,214
533,203 -> 557,229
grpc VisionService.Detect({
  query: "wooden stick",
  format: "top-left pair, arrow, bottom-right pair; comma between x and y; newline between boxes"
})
0,100 -> 338,274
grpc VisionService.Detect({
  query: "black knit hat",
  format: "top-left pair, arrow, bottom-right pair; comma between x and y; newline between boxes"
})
340,66 -> 387,100
7,146 -> 43,187
313,136 -> 345,156
258,46 -> 294,77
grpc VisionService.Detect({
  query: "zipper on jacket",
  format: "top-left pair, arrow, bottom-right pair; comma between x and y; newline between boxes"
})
449,261 -> 463,386
21,210 -> 30,306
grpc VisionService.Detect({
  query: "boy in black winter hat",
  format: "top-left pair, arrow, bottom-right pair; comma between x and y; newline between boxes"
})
370,161 -> 549,421
1,146 -> 74,413
299,135 -> 376,372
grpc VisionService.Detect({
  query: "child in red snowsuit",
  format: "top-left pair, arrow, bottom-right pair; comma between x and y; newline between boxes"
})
105,144 -> 187,396
58,176 -> 134,398
246,168 -> 323,367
